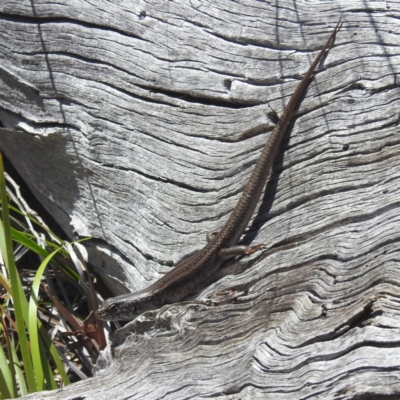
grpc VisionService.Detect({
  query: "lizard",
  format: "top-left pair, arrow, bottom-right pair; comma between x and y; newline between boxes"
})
96,19 -> 341,321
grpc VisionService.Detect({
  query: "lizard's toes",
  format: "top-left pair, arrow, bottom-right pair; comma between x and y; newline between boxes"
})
245,243 -> 264,255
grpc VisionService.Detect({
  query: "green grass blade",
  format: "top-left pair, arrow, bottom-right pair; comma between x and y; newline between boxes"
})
9,338 -> 28,397
37,337 -> 57,390
10,228 -> 49,257
37,321 -> 70,387
0,306 -> 28,398
7,203 -> 63,245
0,271 -> 11,294
11,228 -> 81,282
28,247 -> 63,390
0,337 -> 14,399
0,154 -> 37,392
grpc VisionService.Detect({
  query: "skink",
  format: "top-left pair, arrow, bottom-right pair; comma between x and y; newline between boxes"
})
96,19 -> 341,321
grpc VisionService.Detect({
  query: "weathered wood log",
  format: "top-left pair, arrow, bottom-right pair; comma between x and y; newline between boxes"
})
1,1 -> 400,398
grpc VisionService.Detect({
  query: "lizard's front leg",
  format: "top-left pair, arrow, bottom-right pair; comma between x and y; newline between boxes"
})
217,244 -> 264,263
206,231 -> 263,262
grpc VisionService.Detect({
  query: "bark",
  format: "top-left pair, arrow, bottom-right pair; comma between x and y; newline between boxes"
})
1,1 -> 400,399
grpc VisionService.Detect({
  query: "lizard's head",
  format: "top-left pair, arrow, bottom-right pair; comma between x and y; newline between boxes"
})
95,297 -> 139,321
95,290 -> 160,321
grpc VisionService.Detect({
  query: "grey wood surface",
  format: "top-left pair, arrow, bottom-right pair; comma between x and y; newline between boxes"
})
1,1 -> 400,399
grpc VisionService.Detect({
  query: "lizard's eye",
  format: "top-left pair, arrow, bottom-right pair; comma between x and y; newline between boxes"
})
107,303 -> 118,311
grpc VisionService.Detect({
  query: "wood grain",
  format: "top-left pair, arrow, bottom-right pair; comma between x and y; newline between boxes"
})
1,1 -> 400,398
